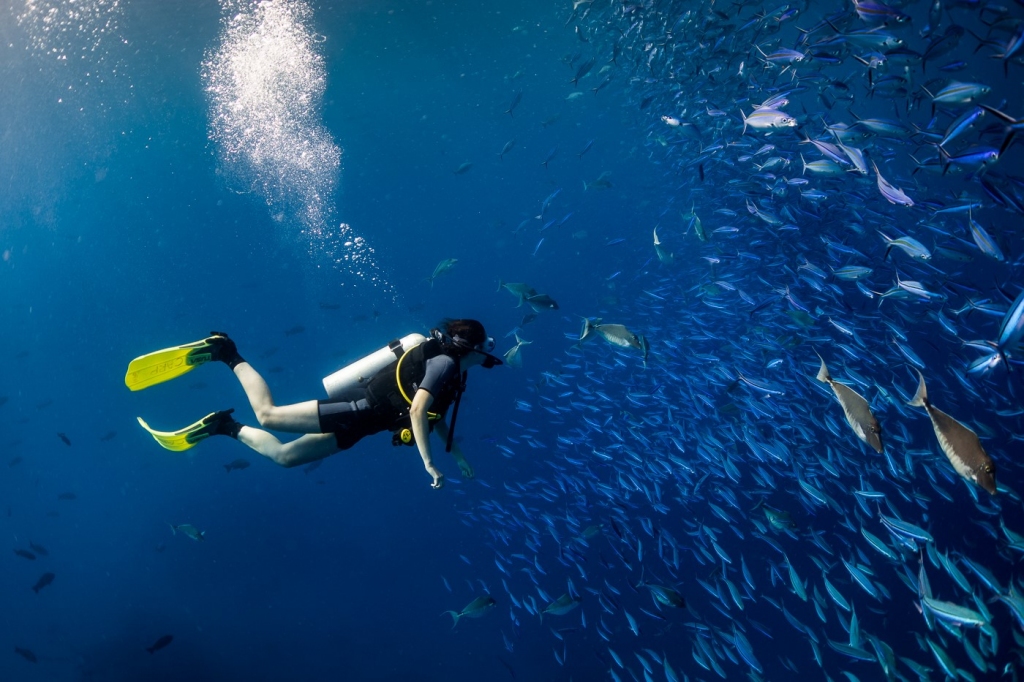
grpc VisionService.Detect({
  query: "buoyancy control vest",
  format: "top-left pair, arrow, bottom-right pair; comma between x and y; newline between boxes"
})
364,339 -> 463,432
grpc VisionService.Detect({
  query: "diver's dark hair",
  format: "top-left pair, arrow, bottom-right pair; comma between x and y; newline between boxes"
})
441,319 -> 487,348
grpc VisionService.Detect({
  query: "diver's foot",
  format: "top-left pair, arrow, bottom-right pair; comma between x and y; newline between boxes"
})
207,332 -> 245,369
208,409 -> 243,439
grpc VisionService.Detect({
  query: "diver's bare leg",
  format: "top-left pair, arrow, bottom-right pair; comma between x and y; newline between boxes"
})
237,430 -> 338,468
232,362 -> 322,432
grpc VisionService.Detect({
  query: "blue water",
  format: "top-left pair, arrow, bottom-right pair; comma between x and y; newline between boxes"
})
3,0 -> 1024,680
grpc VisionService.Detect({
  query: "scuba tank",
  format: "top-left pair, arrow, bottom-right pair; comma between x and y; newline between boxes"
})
322,333 -> 427,401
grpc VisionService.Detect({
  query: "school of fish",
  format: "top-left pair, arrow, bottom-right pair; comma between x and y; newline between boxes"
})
441,0 -> 1024,680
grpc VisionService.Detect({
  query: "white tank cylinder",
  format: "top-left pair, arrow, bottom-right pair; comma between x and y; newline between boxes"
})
322,333 -> 427,400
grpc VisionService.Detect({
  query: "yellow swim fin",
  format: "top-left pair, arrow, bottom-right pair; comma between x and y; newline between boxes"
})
125,334 -> 226,391
137,410 -> 235,452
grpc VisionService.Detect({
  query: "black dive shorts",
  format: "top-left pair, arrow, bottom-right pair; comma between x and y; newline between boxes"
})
317,398 -> 388,450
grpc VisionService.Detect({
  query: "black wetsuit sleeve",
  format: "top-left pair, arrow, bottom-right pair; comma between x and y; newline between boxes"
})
419,355 -> 456,396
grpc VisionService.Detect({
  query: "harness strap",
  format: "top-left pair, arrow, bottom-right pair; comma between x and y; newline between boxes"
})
388,339 -> 404,359
395,343 -> 441,421
445,370 -> 468,453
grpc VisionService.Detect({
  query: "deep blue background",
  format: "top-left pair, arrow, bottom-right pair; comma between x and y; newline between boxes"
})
3,0 -> 1024,680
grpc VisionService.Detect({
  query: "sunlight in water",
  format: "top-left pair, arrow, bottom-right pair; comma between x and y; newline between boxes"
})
203,0 -> 385,288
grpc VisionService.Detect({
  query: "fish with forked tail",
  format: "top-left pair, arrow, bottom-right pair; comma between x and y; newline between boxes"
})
579,318 -> 649,366
636,568 -> 686,608
503,334 -> 532,369
908,371 -> 996,495
426,258 -> 457,287
653,225 -> 673,264
168,523 -> 206,541
815,353 -> 883,453
541,593 -> 581,621
443,595 -> 496,628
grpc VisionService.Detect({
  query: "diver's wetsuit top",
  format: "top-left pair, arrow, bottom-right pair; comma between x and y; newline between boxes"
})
318,353 -> 457,450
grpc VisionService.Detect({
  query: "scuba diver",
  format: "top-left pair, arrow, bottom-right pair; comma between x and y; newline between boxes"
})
125,319 -> 502,489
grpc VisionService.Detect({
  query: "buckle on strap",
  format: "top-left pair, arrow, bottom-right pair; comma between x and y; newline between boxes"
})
388,339 -> 404,359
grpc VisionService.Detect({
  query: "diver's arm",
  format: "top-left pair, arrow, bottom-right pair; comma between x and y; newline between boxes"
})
410,389 -> 443,489
434,420 -> 474,478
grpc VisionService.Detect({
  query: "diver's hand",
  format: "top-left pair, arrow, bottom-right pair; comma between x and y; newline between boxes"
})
428,466 -> 445,489
456,457 -> 474,479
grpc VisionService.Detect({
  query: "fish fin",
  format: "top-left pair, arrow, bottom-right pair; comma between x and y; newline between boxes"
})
443,611 -> 460,628
496,279 -> 504,293
815,353 -> 831,384
981,104 -> 1017,124
878,232 -> 893,260
167,523 -> 176,535
579,317 -> 594,342
908,370 -> 928,408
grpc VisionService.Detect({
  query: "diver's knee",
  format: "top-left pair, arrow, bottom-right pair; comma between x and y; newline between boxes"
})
254,407 -> 281,430
275,447 -> 304,468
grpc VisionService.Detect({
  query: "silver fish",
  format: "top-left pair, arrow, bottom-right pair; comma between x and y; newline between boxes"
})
580,319 -> 644,352
498,138 -> 516,160
169,523 -> 206,541
498,280 -> 538,305
879,232 -> 931,261
503,334 -> 532,369
685,205 -> 707,242
871,161 -> 914,207
542,593 -> 581,619
427,258 -> 457,287
908,371 -> 996,495
637,569 -> 686,608
762,505 -> 796,531
815,354 -> 883,453
443,595 -> 497,628
653,225 -> 674,264
584,170 -> 612,191
741,108 -> 797,134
